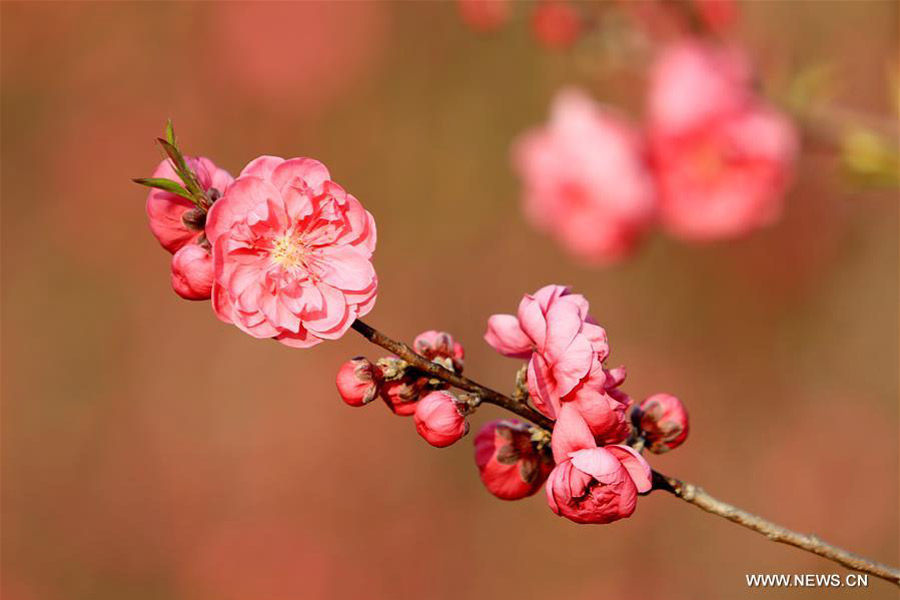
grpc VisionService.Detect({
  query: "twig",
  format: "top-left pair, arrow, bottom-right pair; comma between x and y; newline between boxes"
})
350,318 -> 899,586
350,319 -> 553,430
651,472 -> 900,585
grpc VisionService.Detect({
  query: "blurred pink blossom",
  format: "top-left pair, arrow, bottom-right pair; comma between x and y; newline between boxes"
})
648,41 -> 798,240
531,1 -> 582,50
414,391 -> 469,448
513,89 -> 657,263
458,0 -> 510,33
474,419 -> 554,500
546,404 -> 651,524
206,156 -> 377,347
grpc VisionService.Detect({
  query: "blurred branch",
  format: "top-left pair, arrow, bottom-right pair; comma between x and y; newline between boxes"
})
651,472 -> 900,585
352,318 -> 899,586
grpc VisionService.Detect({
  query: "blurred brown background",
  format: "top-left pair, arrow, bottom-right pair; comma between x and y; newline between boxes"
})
2,2 -> 897,599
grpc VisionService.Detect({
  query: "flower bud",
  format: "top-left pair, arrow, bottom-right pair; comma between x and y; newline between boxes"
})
474,419 -> 553,500
335,358 -> 382,407
636,393 -> 689,453
413,330 -> 465,373
170,244 -> 213,300
414,391 -> 469,448
380,376 -> 425,416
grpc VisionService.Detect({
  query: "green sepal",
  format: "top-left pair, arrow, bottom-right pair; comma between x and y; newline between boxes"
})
132,177 -> 194,201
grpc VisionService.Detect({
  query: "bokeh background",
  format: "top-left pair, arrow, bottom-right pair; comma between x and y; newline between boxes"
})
2,2 -> 897,599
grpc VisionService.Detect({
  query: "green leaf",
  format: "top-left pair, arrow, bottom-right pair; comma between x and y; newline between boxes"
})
156,138 -> 204,197
132,177 -> 194,201
165,119 -> 176,146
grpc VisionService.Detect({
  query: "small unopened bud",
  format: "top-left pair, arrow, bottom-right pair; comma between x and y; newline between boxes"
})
380,377 -> 425,416
170,244 -> 213,300
474,419 -> 553,500
414,391 -> 469,448
636,393 -> 689,453
335,358 -> 382,407
413,330 -> 465,373
181,206 -> 207,231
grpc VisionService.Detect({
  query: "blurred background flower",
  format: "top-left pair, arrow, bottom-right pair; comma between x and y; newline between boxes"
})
1,2 -> 897,599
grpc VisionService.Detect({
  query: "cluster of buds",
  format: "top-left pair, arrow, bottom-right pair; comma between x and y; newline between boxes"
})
336,330 -> 472,448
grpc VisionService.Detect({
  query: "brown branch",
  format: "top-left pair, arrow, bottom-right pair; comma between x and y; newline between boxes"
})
651,472 -> 900,585
350,319 -> 554,430
351,318 -> 899,586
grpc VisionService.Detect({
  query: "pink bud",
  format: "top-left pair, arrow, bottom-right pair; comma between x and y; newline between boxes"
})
170,243 -> 213,300
413,330 -> 465,373
380,377 -> 425,416
414,391 -> 469,448
637,393 -> 689,453
335,358 -> 382,407
474,419 -> 553,500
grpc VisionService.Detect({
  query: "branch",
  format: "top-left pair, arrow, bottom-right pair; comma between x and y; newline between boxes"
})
351,318 -> 899,586
350,319 -> 554,430
651,472 -> 900,585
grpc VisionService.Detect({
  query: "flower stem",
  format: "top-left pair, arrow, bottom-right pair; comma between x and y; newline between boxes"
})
349,318 -> 899,586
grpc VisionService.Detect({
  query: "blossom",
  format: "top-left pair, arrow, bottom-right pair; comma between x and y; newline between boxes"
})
545,404 -> 651,524
531,1 -> 582,50
171,244 -> 215,300
474,419 -> 553,500
648,41 -> 798,240
335,358 -> 382,407
414,391 -> 469,448
205,156 -> 377,348
636,393 -> 689,453
457,0 -> 510,33
513,88 -> 657,264
145,156 -> 233,254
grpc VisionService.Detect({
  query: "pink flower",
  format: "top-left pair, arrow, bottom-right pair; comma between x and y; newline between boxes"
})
648,41 -> 798,240
513,89 -> 657,264
414,391 -> 469,448
205,156 -> 377,348
531,1 -> 582,50
171,244 -> 214,300
485,285 -> 606,414
474,419 -> 554,500
413,330 -> 465,374
145,156 -> 233,254
380,377 -> 425,416
636,393 -> 689,453
457,0 -> 510,33
335,358 -> 382,407
545,404 -> 651,524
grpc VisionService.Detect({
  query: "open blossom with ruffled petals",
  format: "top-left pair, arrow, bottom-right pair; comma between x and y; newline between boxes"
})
336,357 -> 382,407
171,244 -> 214,300
145,156 -> 233,254
648,41 -> 798,240
474,419 -> 554,500
636,393 -> 689,453
546,404 -> 651,524
513,89 -> 657,263
413,330 -> 465,373
414,391 -> 469,448
205,156 -> 377,347
485,285 -> 608,416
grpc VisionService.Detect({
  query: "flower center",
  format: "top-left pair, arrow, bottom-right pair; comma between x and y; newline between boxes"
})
270,234 -> 307,270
